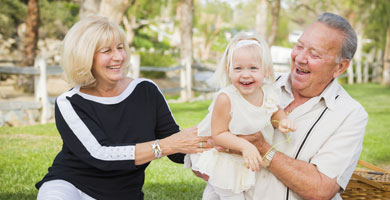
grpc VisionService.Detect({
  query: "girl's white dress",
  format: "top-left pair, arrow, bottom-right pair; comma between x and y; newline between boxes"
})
184,84 -> 280,194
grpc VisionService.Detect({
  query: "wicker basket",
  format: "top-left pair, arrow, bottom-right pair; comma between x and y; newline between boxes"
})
341,160 -> 390,200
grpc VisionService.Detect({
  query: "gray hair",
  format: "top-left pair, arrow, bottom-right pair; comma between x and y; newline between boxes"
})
317,12 -> 357,62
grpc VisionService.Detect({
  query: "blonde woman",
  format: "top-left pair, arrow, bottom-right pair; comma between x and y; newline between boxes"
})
36,16 -> 210,200
185,33 -> 295,200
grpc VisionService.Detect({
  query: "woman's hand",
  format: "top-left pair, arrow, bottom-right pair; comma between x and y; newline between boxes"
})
163,126 -> 211,154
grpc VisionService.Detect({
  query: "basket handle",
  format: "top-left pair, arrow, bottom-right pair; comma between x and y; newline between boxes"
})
353,160 -> 390,191
357,160 -> 388,173
351,173 -> 388,190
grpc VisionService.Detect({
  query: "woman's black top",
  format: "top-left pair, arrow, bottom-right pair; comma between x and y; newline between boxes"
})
36,79 -> 184,200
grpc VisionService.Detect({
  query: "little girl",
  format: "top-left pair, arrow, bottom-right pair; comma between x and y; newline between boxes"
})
184,32 -> 295,200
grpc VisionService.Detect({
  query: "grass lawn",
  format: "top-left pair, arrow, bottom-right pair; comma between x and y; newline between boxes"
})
0,83 -> 389,199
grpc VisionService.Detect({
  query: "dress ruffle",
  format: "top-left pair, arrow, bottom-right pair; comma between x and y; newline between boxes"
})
193,149 -> 256,194
184,84 -> 281,194
262,84 -> 280,115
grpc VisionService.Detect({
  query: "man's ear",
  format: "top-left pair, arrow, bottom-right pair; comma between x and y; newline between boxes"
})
333,59 -> 350,78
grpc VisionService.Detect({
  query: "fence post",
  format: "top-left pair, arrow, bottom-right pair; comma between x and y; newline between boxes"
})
34,57 -> 50,124
372,50 -> 383,83
129,54 -> 140,78
364,49 -> 375,83
180,65 -> 187,101
347,60 -> 354,84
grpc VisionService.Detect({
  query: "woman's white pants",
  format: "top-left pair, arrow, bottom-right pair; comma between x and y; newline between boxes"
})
37,179 -> 95,200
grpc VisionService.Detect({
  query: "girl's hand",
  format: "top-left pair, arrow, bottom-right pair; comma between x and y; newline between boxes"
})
278,118 -> 296,133
242,144 -> 264,171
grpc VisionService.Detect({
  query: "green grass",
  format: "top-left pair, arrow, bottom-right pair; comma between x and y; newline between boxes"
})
0,83 -> 389,199
342,84 -> 390,166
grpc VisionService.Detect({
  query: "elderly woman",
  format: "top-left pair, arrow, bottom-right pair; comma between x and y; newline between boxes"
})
36,15 -> 209,200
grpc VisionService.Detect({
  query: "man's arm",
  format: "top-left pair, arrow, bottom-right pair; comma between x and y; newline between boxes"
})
258,138 -> 340,200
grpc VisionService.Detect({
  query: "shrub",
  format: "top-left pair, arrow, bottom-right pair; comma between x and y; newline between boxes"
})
139,51 -> 177,79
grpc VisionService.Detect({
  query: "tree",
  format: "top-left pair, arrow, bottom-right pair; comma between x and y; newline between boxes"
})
383,27 -> 390,85
267,0 -> 280,46
123,0 -> 170,46
79,0 -> 100,19
360,0 -> 390,85
256,0 -> 268,39
79,0 -> 131,24
100,0 -> 131,24
179,0 -> 193,101
18,0 -> 40,93
194,0 -> 232,60
0,0 -> 26,39
22,0 -> 39,67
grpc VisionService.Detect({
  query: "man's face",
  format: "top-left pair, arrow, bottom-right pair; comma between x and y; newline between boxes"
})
290,22 -> 345,98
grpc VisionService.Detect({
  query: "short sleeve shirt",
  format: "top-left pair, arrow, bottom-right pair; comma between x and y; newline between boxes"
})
245,73 -> 368,200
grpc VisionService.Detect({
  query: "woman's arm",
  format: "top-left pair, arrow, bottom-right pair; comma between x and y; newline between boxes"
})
135,127 -> 210,165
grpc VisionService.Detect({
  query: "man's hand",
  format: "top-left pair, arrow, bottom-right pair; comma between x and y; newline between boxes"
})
192,170 -> 209,181
238,131 -> 267,155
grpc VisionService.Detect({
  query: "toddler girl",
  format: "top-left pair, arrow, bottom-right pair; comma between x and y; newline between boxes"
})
184,32 -> 295,200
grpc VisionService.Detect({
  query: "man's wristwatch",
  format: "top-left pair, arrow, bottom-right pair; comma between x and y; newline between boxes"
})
263,147 -> 277,168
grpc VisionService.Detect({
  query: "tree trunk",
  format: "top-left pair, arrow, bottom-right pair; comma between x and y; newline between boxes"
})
79,0 -> 101,19
347,60 -> 354,84
179,0 -> 193,101
19,0 -> 40,93
354,22 -> 363,84
267,0 -> 280,47
200,14 -> 222,60
364,49 -> 375,83
22,0 -> 39,67
99,0 -> 131,24
122,15 -> 136,46
382,26 -> 390,86
256,0 -> 268,39
372,49 -> 383,83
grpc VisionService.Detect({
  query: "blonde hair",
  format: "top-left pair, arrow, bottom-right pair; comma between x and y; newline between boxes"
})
61,15 -> 130,87
208,32 -> 274,88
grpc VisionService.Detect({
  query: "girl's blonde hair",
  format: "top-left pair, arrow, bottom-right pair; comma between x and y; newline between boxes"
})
208,32 -> 274,88
61,15 -> 130,87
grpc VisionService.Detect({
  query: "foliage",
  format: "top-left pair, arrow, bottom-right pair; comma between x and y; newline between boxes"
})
39,0 -> 80,39
127,0 -> 169,20
133,30 -> 172,51
0,0 -> 26,38
139,51 -> 178,78
0,0 -> 79,40
231,0 -> 257,31
273,10 -> 294,48
209,29 -> 230,53
363,0 -> 390,50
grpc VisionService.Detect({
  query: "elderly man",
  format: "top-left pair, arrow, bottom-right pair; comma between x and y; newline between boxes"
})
196,12 -> 368,200
243,12 -> 368,200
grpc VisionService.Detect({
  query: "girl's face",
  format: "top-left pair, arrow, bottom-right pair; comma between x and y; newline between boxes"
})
91,41 -> 127,86
229,45 -> 264,98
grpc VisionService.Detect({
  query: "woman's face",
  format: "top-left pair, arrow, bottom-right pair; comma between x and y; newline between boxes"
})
91,41 -> 127,85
